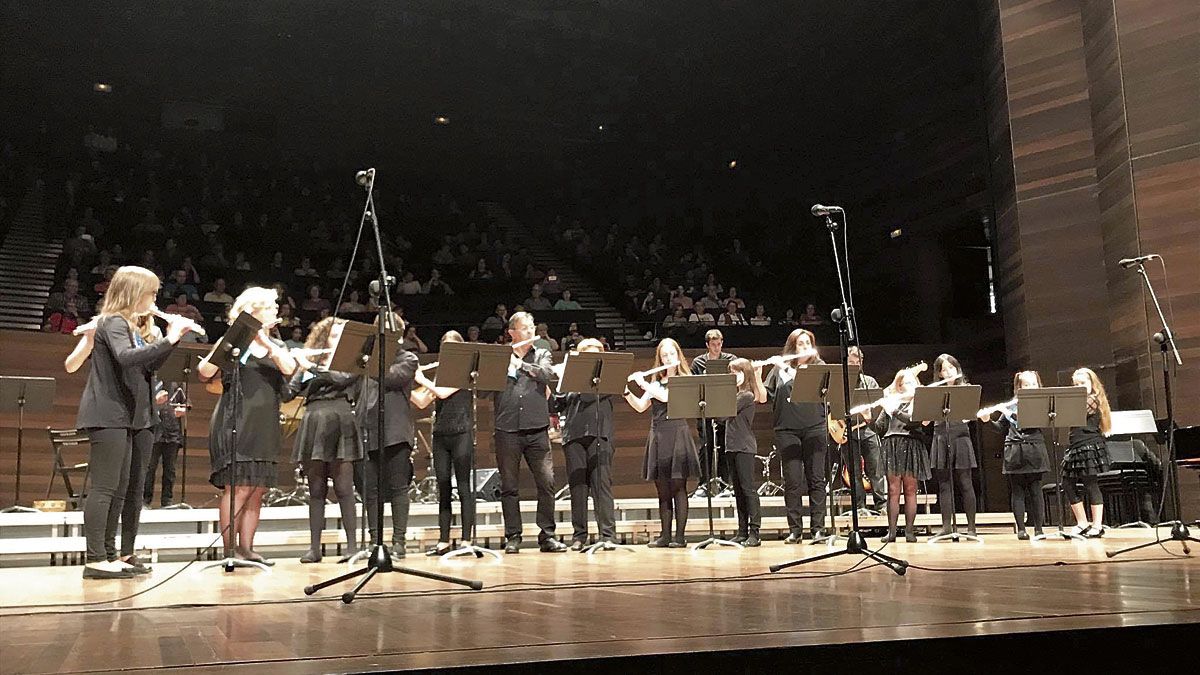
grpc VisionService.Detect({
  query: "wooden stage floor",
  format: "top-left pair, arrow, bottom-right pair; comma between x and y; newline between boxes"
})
1,529 -> 1198,674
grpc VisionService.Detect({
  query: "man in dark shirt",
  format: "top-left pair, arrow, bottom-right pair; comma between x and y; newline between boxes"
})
143,384 -> 185,508
690,329 -> 736,496
493,311 -> 567,553
846,346 -> 886,511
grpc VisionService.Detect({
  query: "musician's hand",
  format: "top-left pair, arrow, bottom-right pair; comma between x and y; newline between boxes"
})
510,354 -> 523,372
173,405 -> 187,418
253,329 -> 274,349
165,318 -> 192,343
155,390 -> 170,406
72,318 -> 99,338
292,352 -> 318,371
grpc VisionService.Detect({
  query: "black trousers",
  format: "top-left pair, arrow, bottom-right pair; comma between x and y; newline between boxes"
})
363,442 -> 414,544
84,427 -> 152,563
849,434 -> 887,507
780,434 -> 828,533
143,441 -> 179,506
433,431 -> 475,541
494,428 -> 557,543
729,451 -> 761,533
563,435 -> 616,542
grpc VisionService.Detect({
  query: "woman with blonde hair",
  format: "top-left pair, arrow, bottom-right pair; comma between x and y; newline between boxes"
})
625,338 -> 700,548
73,266 -> 192,578
197,286 -> 298,565
1064,367 -> 1113,537
288,316 -> 363,562
878,365 -> 931,543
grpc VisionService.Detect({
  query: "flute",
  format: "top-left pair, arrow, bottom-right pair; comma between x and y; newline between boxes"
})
510,336 -> 538,350
750,349 -> 819,369
848,374 -> 959,415
977,397 -> 1017,419
626,360 -> 680,382
151,306 -> 206,336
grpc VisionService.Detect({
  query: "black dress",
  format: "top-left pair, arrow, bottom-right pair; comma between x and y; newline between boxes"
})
991,413 -> 1050,475
642,384 -> 701,481
880,401 -> 931,480
930,420 -> 977,470
290,370 -> 363,463
1063,410 -> 1109,478
208,341 -> 288,488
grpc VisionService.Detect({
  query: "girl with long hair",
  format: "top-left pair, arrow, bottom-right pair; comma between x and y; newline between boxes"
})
1064,367 -> 1113,537
929,354 -> 979,537
624,338 -> 700,548
72,266 -> 191,578
980,370 -> 1050,540
878,365 -> 932,543
197,287 -> 297,565
727,358 -> 768,546
288,316 -> 363,562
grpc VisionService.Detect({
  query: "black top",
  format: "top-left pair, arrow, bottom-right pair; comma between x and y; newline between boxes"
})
491,347 -> 557,433
553,392 -> 615,443
690,351 -> 736,375
990,413 -> 1050,474
434,390 -> 473,435
880,401 -> 925,439
852,372 -> 881,440
153,383 -> 182,444
724,390 -> 758,454
1068,408 -> 1105,447
77,315 -> 176,430
287,369 -> 360,403
763,362 -> 827,436
359,349 -> 419,451
210,341 -> 289,463
932,420 -> 972,445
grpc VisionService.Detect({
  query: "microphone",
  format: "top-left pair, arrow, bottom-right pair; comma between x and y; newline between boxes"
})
1118,254 -> 1159,268
811,204 -> 843,217
355,168 -> 375,187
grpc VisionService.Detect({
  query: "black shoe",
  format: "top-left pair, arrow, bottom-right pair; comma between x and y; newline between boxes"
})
784,532 -> 803,545
390,544 -> 407,560
744,532 -> 761,547
1016,530 -> 1030,541
83,565 -> 134,580
647,535 -> 671,548
121,555 -> 152,575
669,535 -> 686,548
336,551 -> 358,564
905,530 -> 918,543
967,525 -> 978,537
731,533 -> 748,544
880,531 -> 897,543
300,550 -> 322,563
1033,527 -> 1045,537
505,538 -> 522,554
1086,525 -> 1106,538
236,548 -> 275,567
569,539 -> 585,552
808,528 -> 828,544
540,539 -> 568,553
426,542 -> 452,556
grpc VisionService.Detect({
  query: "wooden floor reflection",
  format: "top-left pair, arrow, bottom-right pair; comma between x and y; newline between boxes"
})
2,530 -> 1198,674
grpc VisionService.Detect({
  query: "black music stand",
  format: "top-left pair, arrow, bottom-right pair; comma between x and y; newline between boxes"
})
791,364 -> 859,546
558,350 -> 637,555
1108,425 -> 1200,557
1108,410 -> 1159,529
436,341 -> 511,562
197,312 -> 270,573
913,384 -> 982,543
155,344 -> 208,510
845,387 -> 883,516
0,376 -> 55,513
1019,386 -> 1089,543
667,373 -> 739,551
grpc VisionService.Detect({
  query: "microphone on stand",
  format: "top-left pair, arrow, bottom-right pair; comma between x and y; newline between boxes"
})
811,204 -> 843,217
1118,254 -> 1159,268
355,168 -> 375,187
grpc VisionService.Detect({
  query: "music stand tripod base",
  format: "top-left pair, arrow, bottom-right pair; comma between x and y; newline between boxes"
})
442,543 -> 503,561
1106,521 -> 1197,558
1032,530 -> 1088,542
1116,521 -> 1152,529
197,557 -> 272,574
583,540 -> 637,555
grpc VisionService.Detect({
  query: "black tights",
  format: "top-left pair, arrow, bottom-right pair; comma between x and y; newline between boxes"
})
933,468 -> 977,532
1009,472 -> 1044,531
1063,474 -> 1102,506
363,443 -> 413,545
305,460 -> 357,557
654,478 -> 689,541
886,474 -> 919,537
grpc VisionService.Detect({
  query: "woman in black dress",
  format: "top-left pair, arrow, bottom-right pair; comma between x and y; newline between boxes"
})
70,266 -> 190,579
198,287 -> 297,565
929,354 -> 978,537
878,365 -> 931,543
1064,367 -> 1112,537
980,370 -> 1050,540
417,331 -> 478,556
289,317 -> 363,562
624,338 -> 700,548
727,358 -> 767,547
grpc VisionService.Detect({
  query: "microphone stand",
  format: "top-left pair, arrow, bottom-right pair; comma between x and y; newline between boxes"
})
303,169 -> 481,602
770,209 -> 908,576
1108,259 -> 1197,557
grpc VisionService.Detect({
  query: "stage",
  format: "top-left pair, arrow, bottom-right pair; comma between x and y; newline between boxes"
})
1,528 -> 1197,674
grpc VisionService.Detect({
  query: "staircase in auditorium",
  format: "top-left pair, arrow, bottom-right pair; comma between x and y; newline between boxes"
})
481,203 -> 653,349
0,184 -> 59,331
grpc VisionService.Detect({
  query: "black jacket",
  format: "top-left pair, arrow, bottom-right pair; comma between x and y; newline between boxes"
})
552,392 -> 615,443
76,315 -> 176,430
491,347 -> 557,433
359,349 -> 420,451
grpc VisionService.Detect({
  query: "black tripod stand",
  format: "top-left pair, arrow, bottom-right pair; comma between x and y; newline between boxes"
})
667,373 -> 740,551
1108,257 -> 1197,557
303,168 -> 480,603
770,206 -> 907,576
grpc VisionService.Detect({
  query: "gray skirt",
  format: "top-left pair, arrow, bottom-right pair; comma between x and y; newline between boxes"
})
292,399 -> 363,463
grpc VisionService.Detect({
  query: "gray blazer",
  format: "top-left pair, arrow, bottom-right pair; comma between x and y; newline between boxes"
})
76,315 -> 176,430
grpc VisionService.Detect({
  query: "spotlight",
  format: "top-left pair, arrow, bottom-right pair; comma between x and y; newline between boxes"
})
597,124 -> 605,131
728,160 -> 737,169
434,116 -> 450,125
93,83 -> 112,93
890,228 -> 903,239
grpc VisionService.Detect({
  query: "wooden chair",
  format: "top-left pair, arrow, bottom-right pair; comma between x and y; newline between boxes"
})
46,428 -> 91,510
